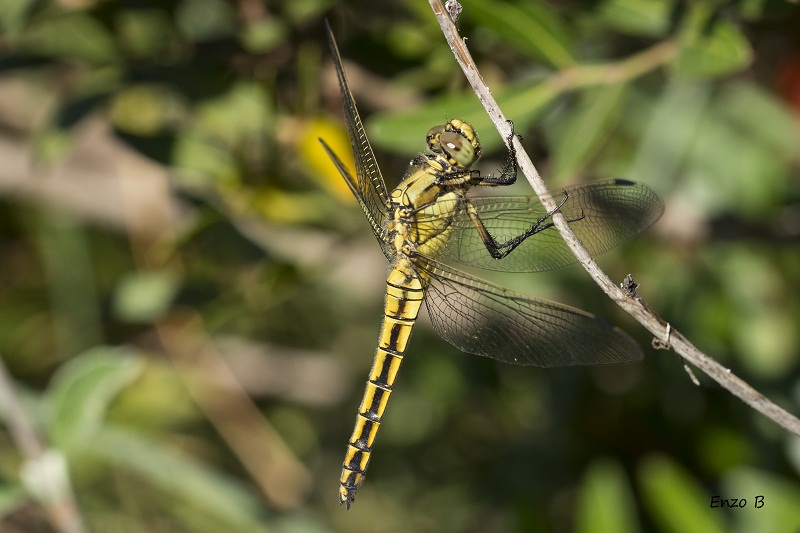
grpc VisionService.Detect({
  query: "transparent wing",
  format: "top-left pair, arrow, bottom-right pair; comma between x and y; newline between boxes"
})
416,257 -> 643,366
427,179 -> 663,272
321,22 -> 390,256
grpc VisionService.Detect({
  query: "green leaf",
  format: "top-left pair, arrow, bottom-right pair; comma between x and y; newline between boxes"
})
113,271 -> 181,323
240,18 -> 288,54
367,81 -> 559,156
175,0 -> 236,41
718,248 -> 797,377
366,93 -> 484,156
696,427 -> 753,475
0,485 -> 28,516
549,84 -> 628,180
196,82 -> 272,146
681,82 -> 800,217
17,12 -> 118,64
671,6 -> 752,79
466,0 -> 574,68
44,347 -> 144,450
35,211 -> 103,356
625,77 -> 712,186
717,82 -> 800,159
639,455 -> 728,533
89,426 -> 268,532
596,0 -> 673,37
110,84 -> 182,136
576,458 -> 641,533
116,8 -> 174,58
173,132 -> 238,186
0,0 -> 36,35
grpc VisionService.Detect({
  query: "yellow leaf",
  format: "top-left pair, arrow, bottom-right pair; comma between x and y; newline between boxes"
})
298,116 -> 355,202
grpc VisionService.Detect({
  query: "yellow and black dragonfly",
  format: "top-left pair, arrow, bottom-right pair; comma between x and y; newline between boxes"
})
319,23 -> 664,509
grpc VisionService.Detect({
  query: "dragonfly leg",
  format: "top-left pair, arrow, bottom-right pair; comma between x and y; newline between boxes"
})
474,120 -> 519,186
467,191 -> 584,260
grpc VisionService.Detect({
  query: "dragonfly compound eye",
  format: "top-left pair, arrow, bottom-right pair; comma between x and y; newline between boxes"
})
439,131 -> 478,168
426,125 -> 446,152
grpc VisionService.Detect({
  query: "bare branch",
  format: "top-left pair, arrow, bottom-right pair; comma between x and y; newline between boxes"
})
429,0 -> 800,436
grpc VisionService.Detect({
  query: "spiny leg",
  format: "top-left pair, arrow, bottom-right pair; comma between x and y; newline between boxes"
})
464,121 -> 589,260
468,191 -> 585,260
474,120 -> 520,186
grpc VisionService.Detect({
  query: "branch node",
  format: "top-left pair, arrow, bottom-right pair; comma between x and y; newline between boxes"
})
445,0 -> 463,24
651,322 -> 673,351
621,274 -> 639,298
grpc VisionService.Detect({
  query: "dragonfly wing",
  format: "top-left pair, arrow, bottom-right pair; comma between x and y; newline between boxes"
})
434,179 -> 663,272
323,22 -> 391,256
319,138 -> 389,256
416,257 -> 643,366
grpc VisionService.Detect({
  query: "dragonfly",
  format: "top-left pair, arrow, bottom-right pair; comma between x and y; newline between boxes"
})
319,22 -> 664,509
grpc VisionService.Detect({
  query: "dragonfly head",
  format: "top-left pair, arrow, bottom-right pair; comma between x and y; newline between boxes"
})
426,119 -> 483,169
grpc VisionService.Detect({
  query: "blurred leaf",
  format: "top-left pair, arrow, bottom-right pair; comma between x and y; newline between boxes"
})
44,347 -> 144,450
732,304 -> 797,376
625,77 -> 711,186
466,0 -> 574,68
283,0 -> 331,24
89,426 -> 268,532
381,392 -> 439,447
697,427 -> 753,475
716,247 -> 797,376
717,82 -> 800,160
252,188 -> 336,224
639,454 -> 727,533
109,358 -> 199,431
549,84 -> 628,180
110,84 -> 184,135
35,211 -> 103,356
671,5 -> 752,79
368,81 -> 558,155
787,437 -> 800,478
0,0 -> 36,35
17,12 -> 119,64
596,0 -> 672,37
240,18 -> 288,53
576,458 -> 640,533
0,485 -> 28,516
738,0 -> 768,20
173,132 -> 239,187
387,21 -> 438,59
116,8 -> 175,58
113,271 -> 181,323
301,116 -> 356,202
175,0 -> 236,41
683,82 -> 798,217
196,82 -> 272,147
722,468 -> 800,533
367,92 -> 487,155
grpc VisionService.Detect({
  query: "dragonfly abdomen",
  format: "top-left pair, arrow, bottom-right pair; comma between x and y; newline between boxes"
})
339,259 -> 425,508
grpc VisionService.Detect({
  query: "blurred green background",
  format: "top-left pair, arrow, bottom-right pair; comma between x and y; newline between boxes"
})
1,0 -> 799,531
